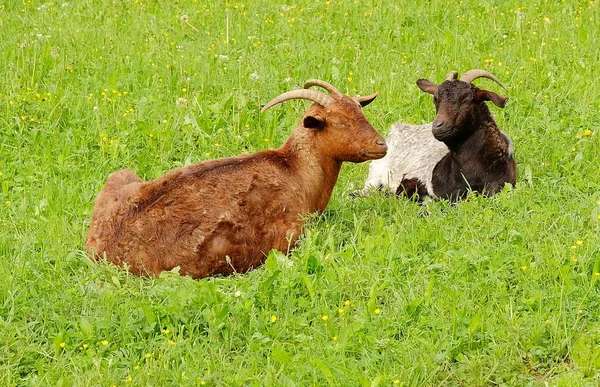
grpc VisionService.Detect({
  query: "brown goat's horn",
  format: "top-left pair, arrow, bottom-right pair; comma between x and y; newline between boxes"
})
261,89 -> 335,112
303,79 -> 342,98
445,71 -> 458,81
460,69 -> 508,91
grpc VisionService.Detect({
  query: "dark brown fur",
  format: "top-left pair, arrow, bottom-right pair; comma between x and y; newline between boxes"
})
86,95 -> 386,279
397,178 -> 428,200
417,78 -> 516,201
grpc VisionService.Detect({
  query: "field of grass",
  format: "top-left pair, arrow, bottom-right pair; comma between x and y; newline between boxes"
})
1,0 -> 600,385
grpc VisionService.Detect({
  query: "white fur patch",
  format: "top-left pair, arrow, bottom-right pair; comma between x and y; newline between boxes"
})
357,122 -> 449,197
503,133 -> 515,158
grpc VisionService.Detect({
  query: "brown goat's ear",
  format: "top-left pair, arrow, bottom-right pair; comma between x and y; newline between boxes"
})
304,114 -> 326,130
354,92 -> 379,107
475,89 -> 508,108
416,79 -> 438,95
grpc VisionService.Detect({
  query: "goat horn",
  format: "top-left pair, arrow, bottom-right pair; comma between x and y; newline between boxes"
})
303,79 -> 343,97
445,71 -> 458,81
459,69 -> 508,91
261,89 -> 335,112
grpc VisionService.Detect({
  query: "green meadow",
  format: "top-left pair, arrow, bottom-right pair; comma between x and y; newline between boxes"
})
1,0 -> 600,385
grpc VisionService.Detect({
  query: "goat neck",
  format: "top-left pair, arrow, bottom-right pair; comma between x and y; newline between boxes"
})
452,106 -> 509,165
278,126 -> 342,212
445,102 -> 493,152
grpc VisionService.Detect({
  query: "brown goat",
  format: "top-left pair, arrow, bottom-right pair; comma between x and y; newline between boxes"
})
86,80 -> 387,279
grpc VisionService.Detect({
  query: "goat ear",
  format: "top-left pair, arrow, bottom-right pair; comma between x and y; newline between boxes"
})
416,79 -> 438,95
303,115 -> 326,130
475,89 -> 508,108
354,92 -> 379,107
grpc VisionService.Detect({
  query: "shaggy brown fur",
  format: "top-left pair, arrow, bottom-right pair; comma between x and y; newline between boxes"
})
86,89 -> 387,279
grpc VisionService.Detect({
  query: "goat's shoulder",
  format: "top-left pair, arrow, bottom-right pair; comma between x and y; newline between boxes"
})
478,127 -> 515,167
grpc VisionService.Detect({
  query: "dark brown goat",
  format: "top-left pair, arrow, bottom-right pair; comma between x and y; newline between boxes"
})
86,80 -> 387,279
355,70 -> 516,202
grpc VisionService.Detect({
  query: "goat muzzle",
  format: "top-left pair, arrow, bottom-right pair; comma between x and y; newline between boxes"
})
432,119 -> 445,130
431,119 -> 453,141
361,139 -> 387,159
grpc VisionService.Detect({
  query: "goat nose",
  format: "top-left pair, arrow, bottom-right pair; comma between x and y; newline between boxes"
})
376,139 -> 386,146
432,119 -> 445,129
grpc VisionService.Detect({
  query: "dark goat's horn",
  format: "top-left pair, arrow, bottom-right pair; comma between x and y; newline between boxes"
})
460,69 -> 508,91
304,79 -> 342,97
261,89 -> 335,112
445,71 -> 458,81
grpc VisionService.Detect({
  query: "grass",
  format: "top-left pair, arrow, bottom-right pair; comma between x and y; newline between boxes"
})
1,0 -> 600,385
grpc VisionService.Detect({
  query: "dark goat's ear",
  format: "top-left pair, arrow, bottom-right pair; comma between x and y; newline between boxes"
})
354,92 -> 379,107
416,79 -> 438,95
475,89 -> 508,108
304,114 -> 326,130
